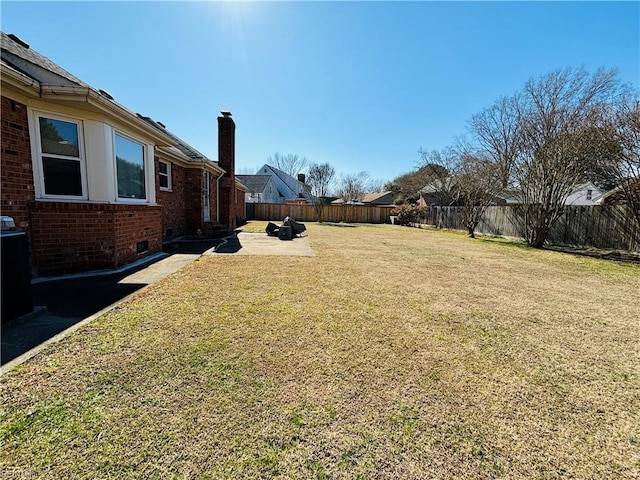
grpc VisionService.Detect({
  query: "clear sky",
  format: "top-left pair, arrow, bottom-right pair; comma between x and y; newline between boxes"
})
2,1 -> 638,184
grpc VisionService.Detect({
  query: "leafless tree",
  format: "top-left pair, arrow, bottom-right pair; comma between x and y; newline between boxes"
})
267,152 -> 309,177
334,171 -> 372,222
595,94 -> 640,227
454,155 -> 503,238
514,67 -> 623,247
467,94 -> 524,188
416,147 -> 461,206
306,163 -> 336,222
336,171 -> 370,203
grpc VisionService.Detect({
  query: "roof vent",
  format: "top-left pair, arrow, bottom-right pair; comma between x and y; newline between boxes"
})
157,121 -> 166,128
7,34 -> 29,49
220,110 -> 232,118
98,89 -> 114,100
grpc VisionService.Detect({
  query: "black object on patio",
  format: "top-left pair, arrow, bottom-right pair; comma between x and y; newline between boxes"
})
265,217 -> 306,240
283,216 -> 306,236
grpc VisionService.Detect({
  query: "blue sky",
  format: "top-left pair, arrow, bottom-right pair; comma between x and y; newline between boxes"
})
2,1 -> 638,184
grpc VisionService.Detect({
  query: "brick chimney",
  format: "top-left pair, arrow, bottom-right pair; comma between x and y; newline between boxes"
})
218,111 -> 236,229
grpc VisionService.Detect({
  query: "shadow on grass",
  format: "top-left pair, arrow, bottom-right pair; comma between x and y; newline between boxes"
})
545,246 -> 640,264
320,222 -> 358,228
475,234 -> 640,264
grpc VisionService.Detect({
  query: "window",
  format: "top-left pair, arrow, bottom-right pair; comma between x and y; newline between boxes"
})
36,115 -> 85,197
586,189 -> 593,200
115,133 -> 146,200
203,171 -> 210,221
158,161 -> 171,190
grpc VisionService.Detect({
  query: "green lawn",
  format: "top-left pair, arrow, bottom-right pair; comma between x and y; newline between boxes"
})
1,223 -> 639,479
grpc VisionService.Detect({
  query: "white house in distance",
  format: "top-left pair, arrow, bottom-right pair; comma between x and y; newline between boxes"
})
236,175 -> 281,204
564,182 -> 604,206
250,164 -> 312,203
491,182 -> 604,206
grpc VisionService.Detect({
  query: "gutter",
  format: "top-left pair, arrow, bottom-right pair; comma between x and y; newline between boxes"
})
37,84 -> 175,146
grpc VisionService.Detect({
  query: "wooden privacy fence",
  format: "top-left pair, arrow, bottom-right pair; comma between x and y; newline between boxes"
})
248,203 -> 395,224
427,205 -> 640,251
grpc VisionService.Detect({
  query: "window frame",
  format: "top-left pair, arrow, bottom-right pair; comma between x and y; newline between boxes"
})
32,111 -> 88,200
113,130 -> 149,203
203,171 -> 210,221
158,160 -> 172,191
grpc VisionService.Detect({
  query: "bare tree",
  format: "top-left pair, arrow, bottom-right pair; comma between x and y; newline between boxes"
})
336,171 -> 370,204
237,165 -> 261,175
467,94 -> 523,188
267,152 -> 309,177
515,67 -> 623,247
306,163 -> 336,222
454,155 -> 503,238
596,94 -> 640,227
416,147 -> 461,206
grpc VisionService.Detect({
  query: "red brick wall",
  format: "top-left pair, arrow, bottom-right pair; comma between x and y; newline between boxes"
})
1,96 -> 34,230
113,206 -> 162,268
185,168 -> 203,235
29,202 -> 161,277
218,115 -> 236,229
232,185 -> 246,224
155,158 -> 187,239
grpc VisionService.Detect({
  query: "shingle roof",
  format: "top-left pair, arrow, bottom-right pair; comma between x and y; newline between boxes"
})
136,114 -> 214,164
235,175 -> 272,193
264,164 -> 312,198
1,32 -> 88,87
362,191 -> 393,203
2,31 -> 218,169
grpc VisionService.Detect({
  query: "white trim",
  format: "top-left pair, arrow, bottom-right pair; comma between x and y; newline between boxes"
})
216,174 -> 220,222
203,171 -> 211,221
29,109 -> 88,200
158,160 -> 172,191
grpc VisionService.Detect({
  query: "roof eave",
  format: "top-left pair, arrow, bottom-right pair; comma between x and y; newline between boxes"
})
36,84 -> 175,146
235,179 -> 249,192
0,63 -> 41,96
155,146 -> 226,175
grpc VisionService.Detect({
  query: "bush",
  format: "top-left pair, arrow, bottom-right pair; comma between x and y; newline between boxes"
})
391,204 -> 427,226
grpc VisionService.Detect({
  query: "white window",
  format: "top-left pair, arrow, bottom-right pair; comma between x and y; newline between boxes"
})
203,171 -> 210,221
34,114 -> 87,198
158,161 -> 171,191
115,132 -> 146,200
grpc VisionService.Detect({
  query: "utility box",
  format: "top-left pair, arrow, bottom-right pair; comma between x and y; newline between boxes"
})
1,231 -> 33,323
278,225 -> 293,241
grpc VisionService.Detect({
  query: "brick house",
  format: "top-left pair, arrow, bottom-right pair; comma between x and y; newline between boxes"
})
1,32 -> 246,278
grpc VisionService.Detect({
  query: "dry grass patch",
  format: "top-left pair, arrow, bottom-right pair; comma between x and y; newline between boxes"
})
2,222 -> 639,479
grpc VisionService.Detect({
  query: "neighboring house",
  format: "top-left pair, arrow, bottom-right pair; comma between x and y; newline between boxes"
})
332,191 -> 394,206
494,183 -> 603,206
236,175 -> 280,203
564,182 -> 603,206
255,164 -> 312,203
416,180 -> 457,207
595,179 -> 640,206
493,189 -> 524,206
418,181 -> 603,207
0,32 -> 245,277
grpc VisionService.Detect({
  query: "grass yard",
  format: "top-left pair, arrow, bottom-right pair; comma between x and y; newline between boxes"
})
1,222 -> 639,479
